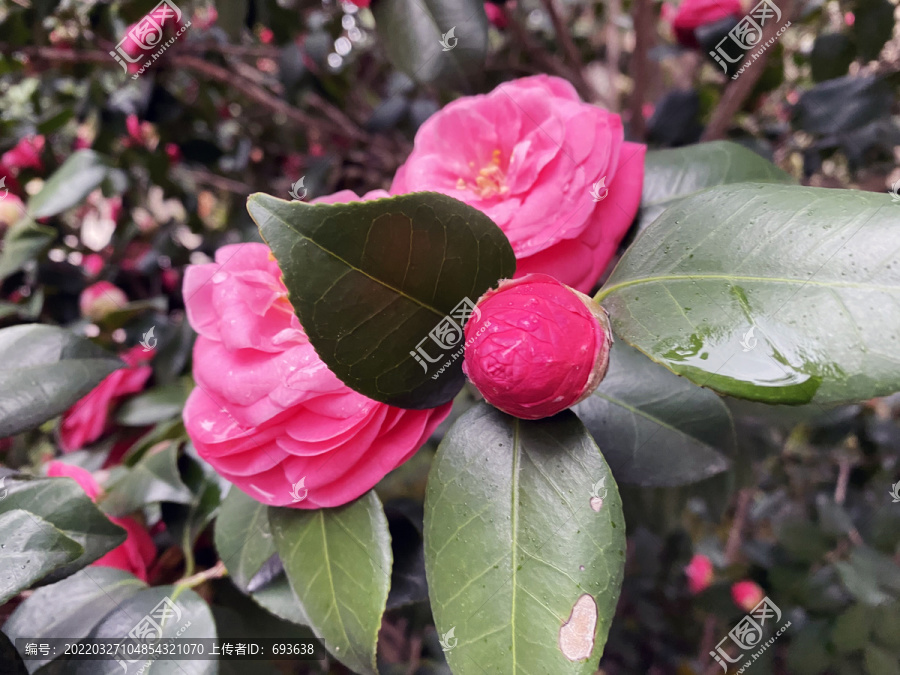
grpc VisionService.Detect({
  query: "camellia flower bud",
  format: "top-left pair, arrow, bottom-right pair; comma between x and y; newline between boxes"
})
462,273 -> 612,420
80,281 -> 127,321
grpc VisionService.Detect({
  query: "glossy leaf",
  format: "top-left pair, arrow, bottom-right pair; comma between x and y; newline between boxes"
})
0,219 -> 56,281
115,381 -> 190,426
573,340 -> 732,485
597,183 -> 900,405
214,488 -> 308,625
248,191 -> 515,409
0,324 -> 123,437
638,141 -> 792,232
424,404 -> 626,674
0,510 -> 84,604
73,586 -> 216,675
3,567 -> 146,672
101,443 -> 193,517
0,475 -> 126,580
269,491 -> 392,675
26,150 -> 111,219
372,0 -> 488,87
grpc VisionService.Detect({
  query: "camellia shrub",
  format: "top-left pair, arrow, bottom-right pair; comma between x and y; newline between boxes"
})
1,1 -> 898,674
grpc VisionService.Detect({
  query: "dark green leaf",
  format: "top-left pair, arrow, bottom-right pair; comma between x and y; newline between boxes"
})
597,183 -> 900,404
115,382 -> 189,426
269,491 -> 392,674
831,604 -> 873,654
852,0 -> 895,61
0,631 -> 27,675
217,0 -> 248,40
3,567 -> 146,671
638,141 -> 793,233
0,219 -> 56,282
0,325 -> 123,437
72,586 -> 216,675
793,76 -> 893,135
574,340 -> 732,485
27,150 -> 111,219
0,475 -> 126,580
213,487 -> 308,625
424,404 -> 626,673
101,443 -> 193,517
810,33 -> 856,82
248,191 -> 516,409
0,510 -> 84,604
864,644 -> 900,675
372,0 -> 488,87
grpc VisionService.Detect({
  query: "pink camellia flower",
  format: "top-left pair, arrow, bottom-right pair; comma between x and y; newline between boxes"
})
79,281 -> 128,321
462,274 -> 612,420
46,461 -> 156,582
391,75 -> 645,293
2,135 -> 45,172
666,0 -> 743,48
685,554 -> 714,594
346,0 -> 370,6
60,346 -> 153,452
732,580 -> 765,611
484,2 -> 509,29
182,241 -> 451,509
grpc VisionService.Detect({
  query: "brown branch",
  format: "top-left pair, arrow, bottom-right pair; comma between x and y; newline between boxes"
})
701,0 -> 795,140
627,0 -> 655,141
539,0 -> 594,101
724,488 -> 753,565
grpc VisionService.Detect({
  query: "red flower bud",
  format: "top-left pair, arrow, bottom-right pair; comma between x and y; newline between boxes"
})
462,274 -> 612,420
685,554 -> 714,594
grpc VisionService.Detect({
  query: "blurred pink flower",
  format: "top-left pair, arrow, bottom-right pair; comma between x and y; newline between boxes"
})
82,253 -> 105,277
80,281 -> 128,321
667,0 -> 743,48
182,239 -> 450,509
0,194 -> 25,234
732,580 -> 765,611
484,2 -> 508,28
391,75 -> 645,293
59,346 -> 153,452
685,554 -> 714,594
46,461 -> 156,582
2,135 -> 45,172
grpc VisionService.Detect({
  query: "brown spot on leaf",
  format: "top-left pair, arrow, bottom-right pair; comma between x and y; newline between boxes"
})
558,593 -> 597,661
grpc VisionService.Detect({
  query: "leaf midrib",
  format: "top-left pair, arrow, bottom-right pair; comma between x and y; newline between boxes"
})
596,273 -> 900,302
260,205 -> 447,320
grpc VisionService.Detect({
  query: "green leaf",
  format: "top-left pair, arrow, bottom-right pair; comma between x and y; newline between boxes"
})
424,404 -> 626,673
0,325 -> 123,437
74,586 -> 216,675
852,0 -> 895,61
101,443 -> 193,517
638,141 -> 793,233
115,381 -> 189,426
0,475 -> 126,580
810,33 -> 855,82
215,488 -> 278,592
0,219 -> 56,281
573,340 -> 732,485
269,491 -> 392,675
3,567 -> 146,672
597,183 -> 900,405
26,150 -> 111,219
0,510 -> 84,604
372,0 -> 488,87
214,488 -> 309,625
248,191 -> 515,409
865,644 -> 900,675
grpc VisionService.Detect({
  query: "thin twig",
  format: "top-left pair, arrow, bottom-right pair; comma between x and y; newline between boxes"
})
539,0 -> 593,100
701,0 -> 795,140
175,560 -> 227,589
724,488 -> 753,564
627,0 -> 654,140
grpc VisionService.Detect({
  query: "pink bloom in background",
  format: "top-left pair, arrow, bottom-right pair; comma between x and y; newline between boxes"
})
60,346 -> 153,452
46,461 -> 156,581
0,194 -> 25,233
391,75 -> 645,293
346,0 -> 370,7
732,580 -> 765,611
484,2 -> 508,29
82,253 -> 105,277
667,0 -> 743,48
79,281 -> 128,321
463,274 -> 612,420
685,554 -> 714,594
182,241 -> 451,509
2,135 -> 45,172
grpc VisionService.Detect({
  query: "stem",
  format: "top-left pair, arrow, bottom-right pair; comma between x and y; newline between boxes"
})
627,0 -> 654,140
175,560 -> 227,591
